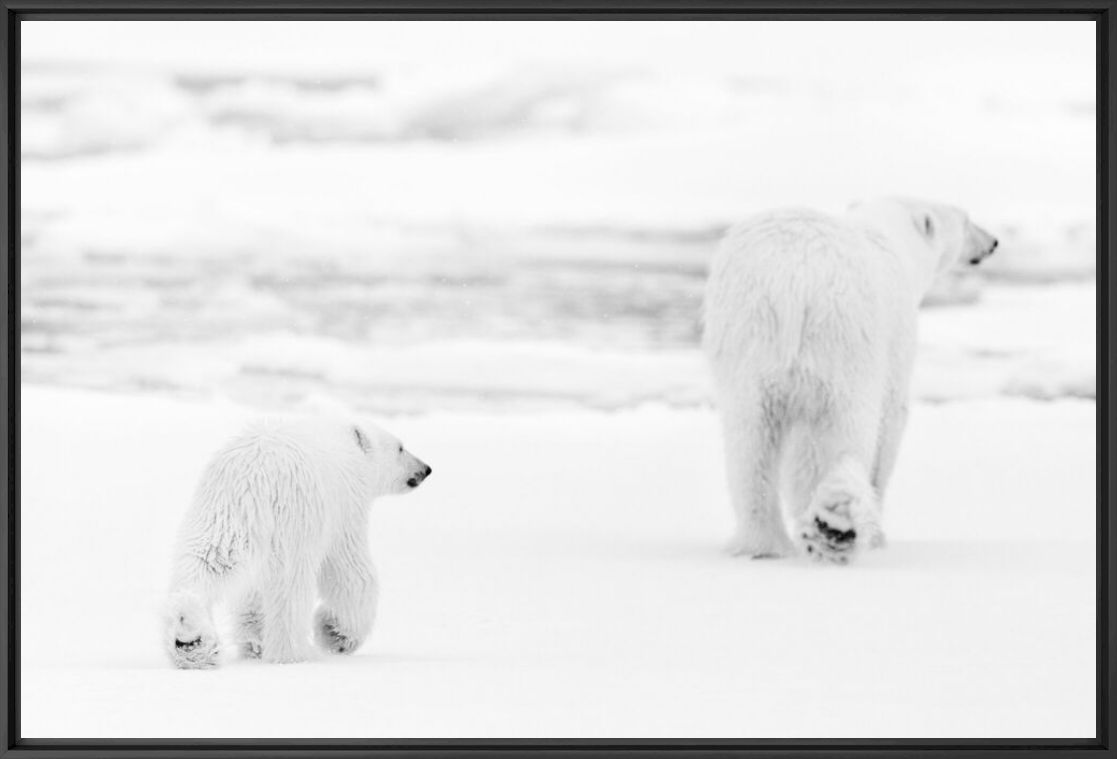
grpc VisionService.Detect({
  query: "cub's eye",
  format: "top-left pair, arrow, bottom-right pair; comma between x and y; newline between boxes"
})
398,445 -> 404,453
922,215 -> 934,237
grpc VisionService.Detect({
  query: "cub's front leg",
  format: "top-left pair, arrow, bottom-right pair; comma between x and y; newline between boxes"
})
315,530 -> 378,655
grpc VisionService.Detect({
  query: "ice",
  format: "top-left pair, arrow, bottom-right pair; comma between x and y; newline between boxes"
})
18,21 -> 1097,413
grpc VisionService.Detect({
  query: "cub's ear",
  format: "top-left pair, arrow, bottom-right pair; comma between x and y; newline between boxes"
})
353,426 -> 373,453
913,211 -> 935,240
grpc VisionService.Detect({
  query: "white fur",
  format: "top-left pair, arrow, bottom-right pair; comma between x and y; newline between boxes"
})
164,417 -> 431,668
703,197 -> 997,563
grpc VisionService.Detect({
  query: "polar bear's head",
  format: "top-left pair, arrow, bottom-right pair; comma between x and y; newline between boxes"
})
848,197 -> 998,279
352,423 -> 432,496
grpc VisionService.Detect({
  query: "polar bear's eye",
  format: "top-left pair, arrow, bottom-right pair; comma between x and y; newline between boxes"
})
921,214 -> 935,237
398,444 -> 404,454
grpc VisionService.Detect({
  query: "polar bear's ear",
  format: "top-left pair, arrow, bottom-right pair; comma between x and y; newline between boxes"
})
353,426 -> 373,453
914,211 -> 935,240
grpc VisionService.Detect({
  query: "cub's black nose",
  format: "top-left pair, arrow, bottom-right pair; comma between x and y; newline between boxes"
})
423,465 -> 433,477
990,238 -> 999,252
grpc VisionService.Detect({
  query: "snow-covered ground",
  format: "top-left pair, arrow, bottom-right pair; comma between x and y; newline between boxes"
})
20,387 -> 1095,738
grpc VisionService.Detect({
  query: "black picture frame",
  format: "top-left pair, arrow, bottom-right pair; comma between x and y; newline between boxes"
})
1,1 -> 1111,757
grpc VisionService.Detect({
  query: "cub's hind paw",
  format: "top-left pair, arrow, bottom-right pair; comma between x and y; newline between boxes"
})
315,611 -> 363,655
166,596 -> 220,669
171,633 -> 219,669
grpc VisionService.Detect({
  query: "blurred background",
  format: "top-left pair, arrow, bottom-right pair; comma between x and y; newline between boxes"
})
20,21 -> 1097,414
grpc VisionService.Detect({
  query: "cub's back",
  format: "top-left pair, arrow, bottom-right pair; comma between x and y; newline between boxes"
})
184,421 -> 338,559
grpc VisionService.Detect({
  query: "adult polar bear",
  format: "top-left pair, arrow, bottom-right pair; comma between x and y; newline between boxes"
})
704,198 -> 997,563
165,417 -> 432,668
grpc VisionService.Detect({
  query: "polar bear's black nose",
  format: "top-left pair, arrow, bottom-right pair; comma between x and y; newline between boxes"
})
406,464 -> 432,488
990,238 -> 999,253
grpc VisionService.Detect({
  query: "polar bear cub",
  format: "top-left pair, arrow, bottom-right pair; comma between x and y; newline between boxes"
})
703,197 -> 997,563
165,417 -> 432,668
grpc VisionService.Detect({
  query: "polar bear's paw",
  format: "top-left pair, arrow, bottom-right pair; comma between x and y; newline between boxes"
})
798,497 -> 859,564
171,630 -> 220,669
797,458 -> 884,564
315,610 -> 363,655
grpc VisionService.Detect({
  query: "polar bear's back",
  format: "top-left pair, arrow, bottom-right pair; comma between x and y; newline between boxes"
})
704,208 -> 902,383
179,420 -> 345,572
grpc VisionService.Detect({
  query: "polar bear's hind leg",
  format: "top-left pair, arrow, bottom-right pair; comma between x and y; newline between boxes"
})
794,392 -> 885,563
719,386 -> 795,559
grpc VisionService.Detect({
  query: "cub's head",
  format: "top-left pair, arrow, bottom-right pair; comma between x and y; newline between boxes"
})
352,423 -> 432,496
848,197 -> 998,276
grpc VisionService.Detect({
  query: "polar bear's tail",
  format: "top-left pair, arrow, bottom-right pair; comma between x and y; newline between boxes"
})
799,456 -> 883,563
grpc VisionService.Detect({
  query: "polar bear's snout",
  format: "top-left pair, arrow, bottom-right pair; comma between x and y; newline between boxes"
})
407,461 -> 433,489
397,444 -> 432,490
966,223 -> 999,265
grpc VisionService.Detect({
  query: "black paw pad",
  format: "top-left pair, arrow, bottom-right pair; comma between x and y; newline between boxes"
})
316,615 -> 360,654
175,637 -> 203,651
814,516 -> 856,545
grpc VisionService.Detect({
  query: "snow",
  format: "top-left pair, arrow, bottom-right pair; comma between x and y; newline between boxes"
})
17,20 -> 1098,416
20,387 -> 1095,738
913,283 -> 1096,404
